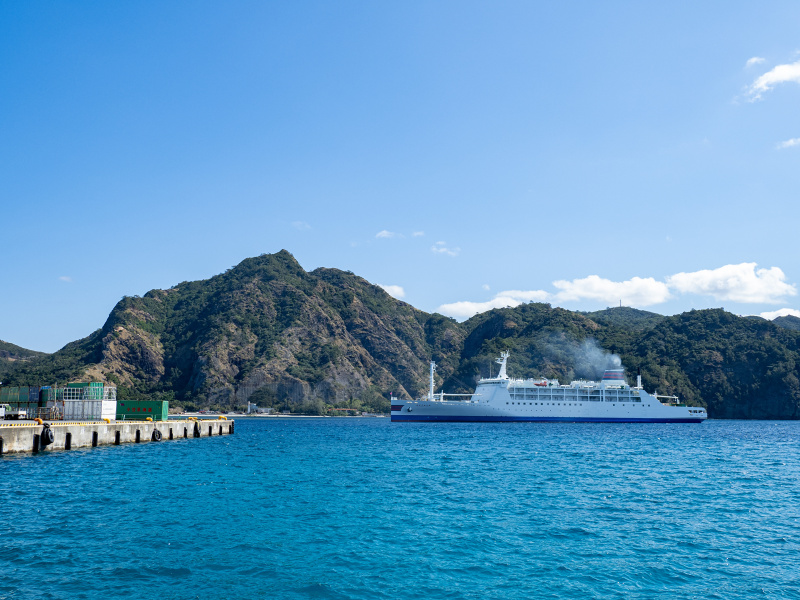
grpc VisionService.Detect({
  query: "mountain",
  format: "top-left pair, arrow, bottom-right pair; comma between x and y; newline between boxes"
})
632,309 -> 800,419
4,251 -> 464,413
4,251 -> 800,419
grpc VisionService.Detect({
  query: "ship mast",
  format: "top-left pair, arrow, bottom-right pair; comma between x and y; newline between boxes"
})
429,361 -> 436,401
496,351 -> 510,379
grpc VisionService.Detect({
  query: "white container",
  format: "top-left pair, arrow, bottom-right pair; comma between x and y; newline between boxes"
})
101,400 -> 117,421
63,400 -> 103,421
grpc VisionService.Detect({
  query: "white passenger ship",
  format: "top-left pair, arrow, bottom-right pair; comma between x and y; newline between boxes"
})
391,352 -> 707,423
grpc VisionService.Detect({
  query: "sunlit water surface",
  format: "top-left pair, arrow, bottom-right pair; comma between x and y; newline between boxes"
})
2,418 -> 800,599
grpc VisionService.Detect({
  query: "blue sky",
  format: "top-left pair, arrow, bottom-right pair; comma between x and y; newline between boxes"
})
2,1 -> 800,352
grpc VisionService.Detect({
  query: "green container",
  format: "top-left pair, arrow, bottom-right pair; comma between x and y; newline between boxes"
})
116,401 -> 169,422
0,387 -> 9,402
17,387 -> 30,403
67,382 -> 89,388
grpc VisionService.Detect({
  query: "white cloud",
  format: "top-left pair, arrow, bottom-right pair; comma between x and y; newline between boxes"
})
291,220 -> 311,230
777,137 -> 800,149
412,231 -> 425,237
760,308 -> 800,320
746,56 -> 765,68
376,230 -> 401,239
438,289 -> 549,319
747,59 -> 800,100
59,276 -> 72,282
553,275 -> 671,306
378,284 -> 405,299
431,241 -> 460,257
666,263 -> 796,303
437,262 -> 799,321
498,289 -> 550,302
482,284 -> 490,291
438,296 -> 523,319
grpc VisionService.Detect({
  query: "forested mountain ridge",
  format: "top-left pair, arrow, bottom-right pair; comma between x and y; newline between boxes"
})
0,340 -> 46,381
4,251 -> 800,419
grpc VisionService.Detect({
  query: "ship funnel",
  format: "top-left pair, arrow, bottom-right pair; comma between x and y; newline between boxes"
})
602,369 -> 626,383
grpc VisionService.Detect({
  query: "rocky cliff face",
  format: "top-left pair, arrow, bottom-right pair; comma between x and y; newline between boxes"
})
79,251 -> 465,408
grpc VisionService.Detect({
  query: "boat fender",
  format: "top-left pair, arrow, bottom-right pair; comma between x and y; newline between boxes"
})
41,425 -> 55,447
152,429 -> 163,442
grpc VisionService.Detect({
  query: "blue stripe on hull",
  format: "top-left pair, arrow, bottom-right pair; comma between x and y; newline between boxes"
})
391,415 -> 705,423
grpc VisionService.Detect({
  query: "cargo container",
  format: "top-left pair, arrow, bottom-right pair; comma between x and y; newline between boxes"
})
1,383 -> 117,420
116,401 -> 169,421
62,382 -> 113,402
40,386 -> 54,406
63,400 -> 117,421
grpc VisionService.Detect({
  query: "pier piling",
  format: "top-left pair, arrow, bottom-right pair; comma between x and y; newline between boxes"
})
0,418 -> 235,455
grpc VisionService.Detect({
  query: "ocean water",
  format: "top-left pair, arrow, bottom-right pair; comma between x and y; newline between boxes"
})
2,418 -> 800,600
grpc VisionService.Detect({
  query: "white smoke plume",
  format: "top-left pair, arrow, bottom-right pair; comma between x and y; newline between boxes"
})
541,337 -> 623,381
572,339 -> 623,380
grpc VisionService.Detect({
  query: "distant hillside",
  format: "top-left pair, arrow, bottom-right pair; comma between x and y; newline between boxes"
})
773,315 -> 800,331
581,307 -> 666,331
0,340 -> 46,381
5,251 -> 800,419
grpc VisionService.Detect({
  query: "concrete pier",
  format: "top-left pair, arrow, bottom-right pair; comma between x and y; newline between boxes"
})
0,418 -> 234,455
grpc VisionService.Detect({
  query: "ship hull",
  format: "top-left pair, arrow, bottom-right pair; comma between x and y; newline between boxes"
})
391,414 -> 705,423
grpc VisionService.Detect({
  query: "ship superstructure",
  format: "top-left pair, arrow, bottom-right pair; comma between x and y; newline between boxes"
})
391,352 -> 707,423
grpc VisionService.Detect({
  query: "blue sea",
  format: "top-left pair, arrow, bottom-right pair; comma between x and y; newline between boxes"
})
2,418 -> 800,600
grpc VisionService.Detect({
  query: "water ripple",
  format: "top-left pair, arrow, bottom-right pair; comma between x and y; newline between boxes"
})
2,419 -> 800,599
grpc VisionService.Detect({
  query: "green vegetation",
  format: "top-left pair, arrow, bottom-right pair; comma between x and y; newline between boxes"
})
773,315 -> 800,331
4,252 -> 800,419
0,339 -> 47,381
2,333 -> 102,385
